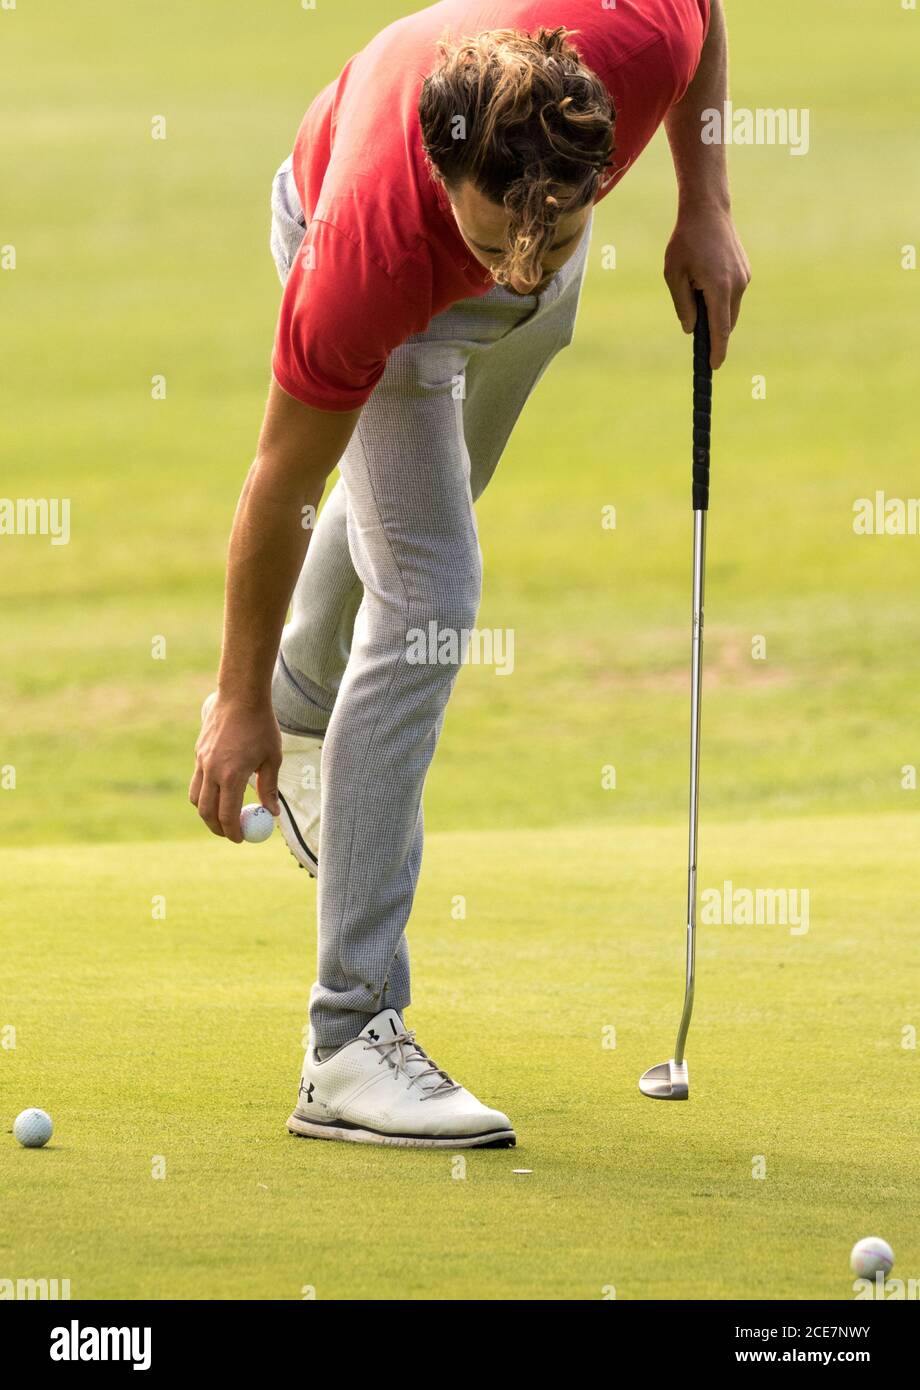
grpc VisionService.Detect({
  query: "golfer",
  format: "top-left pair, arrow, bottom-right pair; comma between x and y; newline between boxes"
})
191,0 -> 750,1147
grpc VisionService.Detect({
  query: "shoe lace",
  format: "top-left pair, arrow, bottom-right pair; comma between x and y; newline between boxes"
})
363,1029 -> 460,1099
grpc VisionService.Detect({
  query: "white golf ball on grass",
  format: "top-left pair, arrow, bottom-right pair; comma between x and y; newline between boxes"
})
13,1108 -> 53,1148
850,1237 -> 894,1278
240,804 -> 276,844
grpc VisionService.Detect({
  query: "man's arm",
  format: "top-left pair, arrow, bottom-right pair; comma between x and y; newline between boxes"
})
189,380 -> 360,842
664,0 -> 751,367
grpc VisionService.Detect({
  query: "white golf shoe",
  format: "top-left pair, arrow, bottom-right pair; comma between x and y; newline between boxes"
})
287,1009 -> 516,1148
200,693 -> 322,876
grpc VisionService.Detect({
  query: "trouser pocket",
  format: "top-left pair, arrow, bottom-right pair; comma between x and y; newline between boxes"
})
269,155 -> 307,286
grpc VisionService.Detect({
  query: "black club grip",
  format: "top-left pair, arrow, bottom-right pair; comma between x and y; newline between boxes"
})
692,290 -> 712,511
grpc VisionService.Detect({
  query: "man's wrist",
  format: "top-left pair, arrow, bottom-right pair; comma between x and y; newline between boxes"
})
677,184 -> 732,218
216,675 -> 274,710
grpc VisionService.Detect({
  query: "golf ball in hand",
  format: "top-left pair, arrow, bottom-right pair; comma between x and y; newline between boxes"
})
850,1237 -> 894,1278
13,1108 -> 53,1148
240,804 -> 276,844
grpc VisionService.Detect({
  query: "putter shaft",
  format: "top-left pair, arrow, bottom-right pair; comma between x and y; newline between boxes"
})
674,508 -> 705,1065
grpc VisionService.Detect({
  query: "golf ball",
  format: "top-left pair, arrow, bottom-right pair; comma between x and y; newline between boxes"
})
240,804 -> 275,844
13,1108 -> 53,1148
850,1236 -> 894,1278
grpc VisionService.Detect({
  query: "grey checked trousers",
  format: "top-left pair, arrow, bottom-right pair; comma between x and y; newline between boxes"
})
269,157 -> 590,1046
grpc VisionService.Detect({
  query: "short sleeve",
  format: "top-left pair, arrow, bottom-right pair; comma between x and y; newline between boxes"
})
272,220 -> 425,412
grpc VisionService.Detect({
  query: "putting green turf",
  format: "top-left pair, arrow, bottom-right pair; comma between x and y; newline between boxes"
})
1,0 -> 918,1300
2,814 -> 917,1300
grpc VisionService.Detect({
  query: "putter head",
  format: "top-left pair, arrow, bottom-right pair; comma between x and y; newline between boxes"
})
638,1058 -> 689,1100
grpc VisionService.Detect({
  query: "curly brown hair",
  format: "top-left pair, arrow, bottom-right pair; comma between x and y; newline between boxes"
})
419,27 -> 615,285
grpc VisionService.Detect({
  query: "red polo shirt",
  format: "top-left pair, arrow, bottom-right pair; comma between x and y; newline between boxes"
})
272,0 -> 710,412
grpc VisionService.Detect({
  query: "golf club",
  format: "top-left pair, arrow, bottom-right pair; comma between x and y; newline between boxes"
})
639,289 -> 712,1102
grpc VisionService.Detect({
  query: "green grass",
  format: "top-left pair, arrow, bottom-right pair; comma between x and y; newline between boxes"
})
2,816 -> 917,1299
0,0 -> 918,1300
1,0 -> 918,843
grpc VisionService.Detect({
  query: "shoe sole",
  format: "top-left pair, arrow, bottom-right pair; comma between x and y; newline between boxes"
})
286,1110 -> 516,1149
246,775 -> 318,877
277,789 -> 319,878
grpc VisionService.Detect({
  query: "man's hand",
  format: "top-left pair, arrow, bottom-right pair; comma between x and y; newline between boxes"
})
664,204 -> 751,368
189,694 -> 282,843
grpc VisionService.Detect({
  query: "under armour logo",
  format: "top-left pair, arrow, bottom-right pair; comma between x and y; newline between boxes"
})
299,1081 -> 315,1104
366,1029 -> 379,1042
